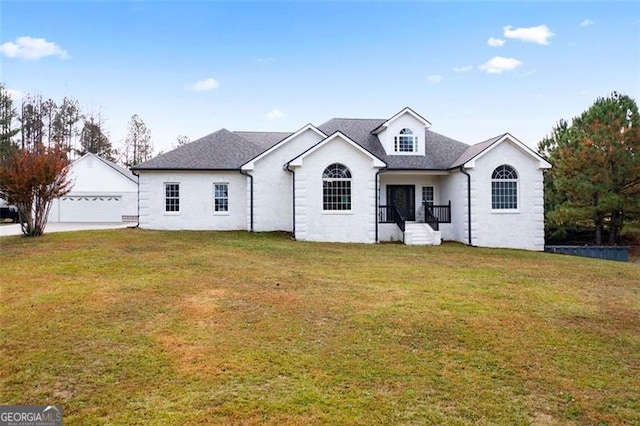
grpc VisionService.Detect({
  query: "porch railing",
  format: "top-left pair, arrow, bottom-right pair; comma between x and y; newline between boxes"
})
425,208 -> 440,231
423,201 -> 452,225
379,201 -> 451,233
379,205 -> 405,232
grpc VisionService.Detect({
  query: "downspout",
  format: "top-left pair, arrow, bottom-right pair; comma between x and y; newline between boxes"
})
131,169 -> 140,228
459,166 -> 472,246
284,163 -> 295,238
375,167 -> 387,243
239,169 -> 254,232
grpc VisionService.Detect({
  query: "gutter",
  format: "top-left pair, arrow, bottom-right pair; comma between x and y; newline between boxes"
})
131,167 -> 241,172
284,163 -> 295,238
239,170 -> 254,232
459,166 -> 472,246
375,167 -> 387,243
131,169 -> 140,228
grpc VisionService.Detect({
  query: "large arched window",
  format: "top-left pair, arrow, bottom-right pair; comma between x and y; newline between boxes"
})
394,128 -> 417,153
323,163 -> 352,211
491,165 -> 518,210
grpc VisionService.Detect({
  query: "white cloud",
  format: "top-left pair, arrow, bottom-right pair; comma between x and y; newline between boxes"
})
580,19 -> 594,27
427,74 -> 442,84
479,56 -> 523,74
503,25 -> 555,45
266,109 -> 285,120
6,88 -> 23,100
189,78 -> 219,92
487,37 -> 506,47
0,36 -> 69,60
454,65 -> 473,73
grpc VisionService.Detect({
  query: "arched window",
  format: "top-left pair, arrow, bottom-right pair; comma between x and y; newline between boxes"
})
491,165 -> 518,210
323,163 -> 352,211
394,128 -> 417,153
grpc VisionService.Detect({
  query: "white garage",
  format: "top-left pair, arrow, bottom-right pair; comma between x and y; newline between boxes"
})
49,153 -> 138,223
58,195 -> 123,222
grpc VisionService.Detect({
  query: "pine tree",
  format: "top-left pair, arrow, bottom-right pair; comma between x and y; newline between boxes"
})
539,92 -> 640,245
0,83 -> 20,159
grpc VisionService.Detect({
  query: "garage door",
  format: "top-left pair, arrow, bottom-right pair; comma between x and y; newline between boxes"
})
59,195 -> 122,222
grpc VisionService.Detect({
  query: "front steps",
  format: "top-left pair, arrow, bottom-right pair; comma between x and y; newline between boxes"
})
404,223 -> 442,246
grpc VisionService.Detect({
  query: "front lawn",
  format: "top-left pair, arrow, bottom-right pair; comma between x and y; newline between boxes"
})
1,230 -> 638,424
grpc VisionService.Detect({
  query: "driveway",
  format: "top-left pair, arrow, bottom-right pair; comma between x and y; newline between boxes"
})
0,222 -> 135,237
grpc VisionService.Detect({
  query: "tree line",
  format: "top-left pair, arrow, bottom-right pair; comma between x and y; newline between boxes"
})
538,92 -> 640,246
0,82 -> 153,167
0,82 -> 156,237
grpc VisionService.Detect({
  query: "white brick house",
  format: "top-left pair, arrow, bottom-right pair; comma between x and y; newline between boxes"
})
132,108 -> 551,250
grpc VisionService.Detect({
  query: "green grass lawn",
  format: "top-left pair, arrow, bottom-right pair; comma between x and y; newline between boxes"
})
1,230 -> 638,425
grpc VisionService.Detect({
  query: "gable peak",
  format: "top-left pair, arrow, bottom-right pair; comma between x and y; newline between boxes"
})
371,107 -> 432,135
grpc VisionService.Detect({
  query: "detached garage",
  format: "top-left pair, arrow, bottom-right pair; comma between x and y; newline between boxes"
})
49,153 -> 138,223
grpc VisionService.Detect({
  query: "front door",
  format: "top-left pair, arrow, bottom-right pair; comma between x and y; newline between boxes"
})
387,185 -> 415,221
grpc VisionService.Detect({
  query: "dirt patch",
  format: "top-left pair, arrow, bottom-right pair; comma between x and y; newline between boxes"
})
157,333 -> 227,377
175,289 -> 228,325
530,411 -> 557,425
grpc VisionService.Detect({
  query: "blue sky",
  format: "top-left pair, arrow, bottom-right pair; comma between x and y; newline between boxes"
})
1,1 -> 639,155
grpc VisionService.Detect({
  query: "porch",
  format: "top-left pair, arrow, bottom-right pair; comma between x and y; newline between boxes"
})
378,202 -> 452,245
377,173 -> 454,245
378,202 -> 452,232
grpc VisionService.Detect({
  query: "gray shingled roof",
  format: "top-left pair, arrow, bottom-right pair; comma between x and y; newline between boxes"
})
234,131 -> 291,150
318,118 -> 471,169
132,129 -> 290,170
449,133 -> 506,169
132,116 -> 499,171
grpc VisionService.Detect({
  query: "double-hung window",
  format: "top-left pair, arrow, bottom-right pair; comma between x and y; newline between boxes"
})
422,186 -> 434,206
322,163 -> 352,211
165,183 -> 180,212
491,165 -> 518,210
213,183 -> 229,213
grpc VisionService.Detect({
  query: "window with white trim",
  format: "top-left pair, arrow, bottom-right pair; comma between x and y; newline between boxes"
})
213,183 -> 229,213
322,163 -> 352,211
394,128 -> 418,153
422,186 -> 434,206
491,165 -> 518,210
165,183 -> 180,212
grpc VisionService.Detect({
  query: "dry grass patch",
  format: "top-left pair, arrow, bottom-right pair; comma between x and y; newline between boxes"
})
1,229 -> 638,425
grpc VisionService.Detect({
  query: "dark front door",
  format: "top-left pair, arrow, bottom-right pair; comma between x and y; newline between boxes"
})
387,185 -> 415,221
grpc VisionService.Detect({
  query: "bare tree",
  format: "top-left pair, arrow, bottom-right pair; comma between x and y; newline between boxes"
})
53,97 -> 81,152
175,134 -> 190,148
20,94 -> 45,148
123,114 -> 153,166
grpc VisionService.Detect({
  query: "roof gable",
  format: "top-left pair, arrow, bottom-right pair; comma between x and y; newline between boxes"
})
451,133 -> 552,169
74,153 -> 138,184
318,118 -> 469,170
241,124 -> 326,171
288,131 -> 386,168
371,107 -> 432,135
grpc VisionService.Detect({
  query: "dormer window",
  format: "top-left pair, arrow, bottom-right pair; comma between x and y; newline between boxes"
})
394,128 -> 418,153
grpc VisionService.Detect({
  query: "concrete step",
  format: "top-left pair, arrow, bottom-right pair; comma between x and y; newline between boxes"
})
404,223 -> 442,246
